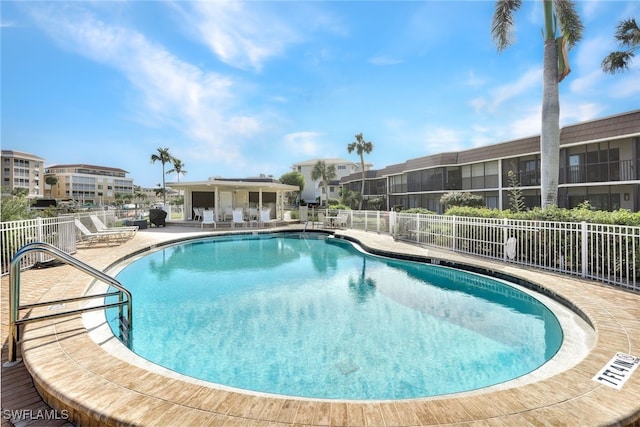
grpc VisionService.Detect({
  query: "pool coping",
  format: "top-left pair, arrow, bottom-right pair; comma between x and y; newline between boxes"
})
7,226 -> 640,426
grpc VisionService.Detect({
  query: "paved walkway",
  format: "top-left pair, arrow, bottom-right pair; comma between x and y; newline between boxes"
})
2,225 -> 640,426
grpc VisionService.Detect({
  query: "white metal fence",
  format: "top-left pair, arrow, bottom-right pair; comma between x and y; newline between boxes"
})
4,209 -> 639,292
1,216 -> 77,275
328,209 -> 640,293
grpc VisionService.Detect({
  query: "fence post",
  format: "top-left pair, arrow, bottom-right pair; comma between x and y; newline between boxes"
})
389,210 -> 396,235
452,215 -> 457,251
36,217 -> 44,263
581,221 -> 588,278
503,217 -> 509,262
376,211 -> 380,233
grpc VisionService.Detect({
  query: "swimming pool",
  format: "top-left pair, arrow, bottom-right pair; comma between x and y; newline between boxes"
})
107,232 -> 563,400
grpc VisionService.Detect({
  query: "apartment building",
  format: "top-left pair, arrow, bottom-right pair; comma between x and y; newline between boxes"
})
340,110 -> 640,213
45,164 -> 134,206
291,158 -> 372,205
1,150 -> 46,197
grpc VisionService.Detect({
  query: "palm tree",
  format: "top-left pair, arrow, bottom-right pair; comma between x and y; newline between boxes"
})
45,175 -> 58,198
602,18 -> 639,74
311,160 -> 337,207
150,148 -> 175,206
492,0 -> 583,208
166,158 -> 187,182
347,133 -> 374,210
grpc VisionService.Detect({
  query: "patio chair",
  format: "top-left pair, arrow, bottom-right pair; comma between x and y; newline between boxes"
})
74,219 -> 127,246
223,207 -> 233,221
259,210 -> 277,227
232,210 -> 247,228
335,213 -> 349,228
193,207 -> 203,221
89,215 -> 137,239
201,210 -> 217,229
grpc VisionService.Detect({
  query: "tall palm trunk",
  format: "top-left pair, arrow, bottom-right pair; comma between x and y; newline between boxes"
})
359,155 -> 365,210
541,38 -> 560,208
541,0 -> 560,208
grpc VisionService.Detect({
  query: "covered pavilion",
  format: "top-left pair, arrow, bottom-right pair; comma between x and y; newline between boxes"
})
167,176 -> 299,222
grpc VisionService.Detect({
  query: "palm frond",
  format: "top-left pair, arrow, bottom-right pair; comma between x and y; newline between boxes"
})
615,18 -> 640,47
491,0 -> 521,51
553,0 -> 583,48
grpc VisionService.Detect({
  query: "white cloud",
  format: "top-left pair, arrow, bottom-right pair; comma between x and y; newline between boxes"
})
473,67 -> 542,113
560,102 -> 604,125
422,127 -> 463,152
26,3 -> 261,165
283,131 -> 323,156
186,1 -> 301,72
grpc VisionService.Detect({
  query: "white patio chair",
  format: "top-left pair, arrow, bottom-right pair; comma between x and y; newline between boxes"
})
335,213 -> 349,228
232,210 -> 247,228
201,210 -> 216,229
89,215 -> 137,239
74,219 -> 127,246
223,207 -> 233,221
259,210 -> 277,227
193,207 -> 203,221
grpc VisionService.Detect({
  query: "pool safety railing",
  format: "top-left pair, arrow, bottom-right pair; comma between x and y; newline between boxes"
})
5,242 -> 132,364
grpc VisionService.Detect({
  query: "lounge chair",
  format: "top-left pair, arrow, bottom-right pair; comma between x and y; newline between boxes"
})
74,219 -> 128,246
259,210 -> 277,227
223,207 -> 233,221
193,207 -> 203,221
232,210 -> 247,228
201,210 -> 216,229
89,215 -> 138,239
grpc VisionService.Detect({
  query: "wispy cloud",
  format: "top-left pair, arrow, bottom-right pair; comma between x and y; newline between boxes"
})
283,131 -> 323,156
183,1 -> 300,72
422,126 -> 463,153
24,3 -> 261,165
369,56 -> 403,66
470,67 -> 542,113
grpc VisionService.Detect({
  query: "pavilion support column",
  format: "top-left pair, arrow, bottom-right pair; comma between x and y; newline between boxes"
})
185,189 -> 193,220
215,186 -> 219,221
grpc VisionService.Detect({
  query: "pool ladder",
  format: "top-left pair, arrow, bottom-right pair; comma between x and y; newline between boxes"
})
5,242 -> 133,365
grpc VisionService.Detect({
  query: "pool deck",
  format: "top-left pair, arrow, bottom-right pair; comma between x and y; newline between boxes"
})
2,224 -> 640,426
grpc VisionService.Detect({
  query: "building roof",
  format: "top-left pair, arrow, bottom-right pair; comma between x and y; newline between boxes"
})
340,109 -> 640,182
1,150 -> 45,161
168,177 -> 299,192
291,158 -> 372,168
46,164 -> 129,174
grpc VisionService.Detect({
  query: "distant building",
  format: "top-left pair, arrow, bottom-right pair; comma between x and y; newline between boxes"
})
45,164 -> 134,206
340,110 -> 640,213
1,150 -> 46,198
291,158 -> 373,205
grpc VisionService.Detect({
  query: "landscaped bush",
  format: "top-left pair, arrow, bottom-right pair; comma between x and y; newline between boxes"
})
440,192 -> 484,208
401,208 -> 436,215
445,204 -> 640,226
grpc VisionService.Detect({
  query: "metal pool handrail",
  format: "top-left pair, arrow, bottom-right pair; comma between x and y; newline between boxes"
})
6,242 -> 132,364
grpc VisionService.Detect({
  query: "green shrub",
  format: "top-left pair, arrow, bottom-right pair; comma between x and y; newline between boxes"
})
444,204 -> 640,226
440,192 -> 484,208
402,208 -> 435,215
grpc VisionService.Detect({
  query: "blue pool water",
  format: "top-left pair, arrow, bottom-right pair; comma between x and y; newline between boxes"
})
107,233 -> 562,400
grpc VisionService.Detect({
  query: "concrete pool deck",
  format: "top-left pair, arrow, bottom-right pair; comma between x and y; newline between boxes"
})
2,224 -> 640,426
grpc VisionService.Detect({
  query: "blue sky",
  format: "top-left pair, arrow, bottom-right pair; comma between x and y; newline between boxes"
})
2,1 -> 639,188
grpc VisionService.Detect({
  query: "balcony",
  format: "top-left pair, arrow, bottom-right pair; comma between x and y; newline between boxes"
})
560,159 -> 636,184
